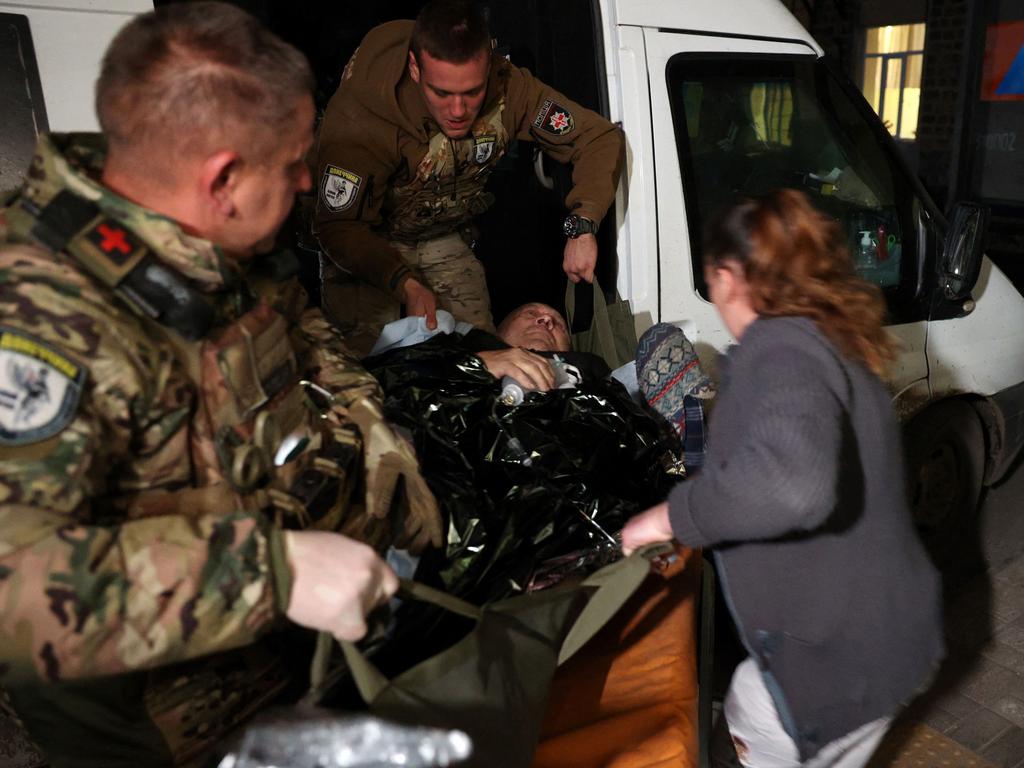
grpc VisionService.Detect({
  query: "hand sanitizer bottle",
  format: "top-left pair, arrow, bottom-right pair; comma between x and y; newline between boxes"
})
858,230 -> 877,269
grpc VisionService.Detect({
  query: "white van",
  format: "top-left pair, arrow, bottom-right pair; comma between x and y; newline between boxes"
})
4,0 -> 1021,568
608,0 -> 1024,566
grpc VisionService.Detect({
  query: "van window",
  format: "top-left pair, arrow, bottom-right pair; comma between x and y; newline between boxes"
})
667,55 -> 920,321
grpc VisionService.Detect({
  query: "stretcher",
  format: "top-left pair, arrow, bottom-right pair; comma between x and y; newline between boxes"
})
533,548 -> 705,768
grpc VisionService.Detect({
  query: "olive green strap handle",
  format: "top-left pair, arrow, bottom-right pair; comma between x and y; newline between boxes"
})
556,542 -> 673,665
307,579 -> 483,703
309,545 -> 671,703
565,278 -> 616,358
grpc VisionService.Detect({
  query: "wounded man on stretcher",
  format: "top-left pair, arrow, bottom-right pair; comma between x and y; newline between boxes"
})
361,302 -> 715,606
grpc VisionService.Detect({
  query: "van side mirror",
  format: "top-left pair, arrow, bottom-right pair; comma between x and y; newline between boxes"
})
940,202 -> 989,301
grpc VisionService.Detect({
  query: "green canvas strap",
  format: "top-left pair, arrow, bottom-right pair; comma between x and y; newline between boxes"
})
341,637 -> 390,703
557,542 -> 673,665
396,578 -> 483,620
565,278 -> 619,362
565,278 -> 612,337
307,578 -> 485,702
307,546 -> 672,705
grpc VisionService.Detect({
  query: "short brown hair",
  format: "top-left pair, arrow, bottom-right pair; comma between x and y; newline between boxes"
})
411,0 -> 490,64
703,189 -> 896,377
96,1 -> 313,165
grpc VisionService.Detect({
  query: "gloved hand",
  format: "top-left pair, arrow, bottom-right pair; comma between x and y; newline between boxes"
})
283,530 -> 399,641
346,397 -> 444,554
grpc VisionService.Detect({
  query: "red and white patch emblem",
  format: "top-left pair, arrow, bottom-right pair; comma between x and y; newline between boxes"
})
533,99 -> 575,136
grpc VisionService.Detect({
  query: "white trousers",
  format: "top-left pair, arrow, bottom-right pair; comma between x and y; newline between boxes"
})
725,658 -> 891,768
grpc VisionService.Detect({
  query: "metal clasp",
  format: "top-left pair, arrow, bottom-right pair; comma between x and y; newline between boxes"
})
300,379 -> 336,418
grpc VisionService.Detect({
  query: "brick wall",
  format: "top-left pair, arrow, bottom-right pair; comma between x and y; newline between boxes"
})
807,0 -> 862,75
915,0 -> 970,208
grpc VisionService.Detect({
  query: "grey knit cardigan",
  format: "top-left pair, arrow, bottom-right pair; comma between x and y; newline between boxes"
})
668,315 -> 943,760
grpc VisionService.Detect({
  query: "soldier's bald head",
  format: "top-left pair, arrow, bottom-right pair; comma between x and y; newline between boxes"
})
96,1 -> 313,174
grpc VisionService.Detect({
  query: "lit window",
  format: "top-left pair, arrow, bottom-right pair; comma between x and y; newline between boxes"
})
862,23 -> 926,140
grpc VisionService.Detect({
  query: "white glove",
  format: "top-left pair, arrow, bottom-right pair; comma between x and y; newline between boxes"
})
283,530 -> 399,641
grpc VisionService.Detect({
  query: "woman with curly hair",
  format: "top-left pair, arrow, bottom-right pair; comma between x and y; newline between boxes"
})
622,189 -> 942,767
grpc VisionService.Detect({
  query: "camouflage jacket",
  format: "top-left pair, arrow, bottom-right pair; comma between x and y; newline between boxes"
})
313,20 -> 624,298
0,134 -> 384,765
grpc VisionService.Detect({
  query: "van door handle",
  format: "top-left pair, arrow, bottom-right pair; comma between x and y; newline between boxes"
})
533,148 -> 554,190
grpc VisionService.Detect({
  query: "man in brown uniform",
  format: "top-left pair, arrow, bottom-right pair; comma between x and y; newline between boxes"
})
314,0 -> 624,355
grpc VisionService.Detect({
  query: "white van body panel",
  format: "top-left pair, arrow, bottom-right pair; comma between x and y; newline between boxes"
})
614,0 -> 822,55
0,0 -> 149,131
609,25 -> 661,331
927,259 -> 1024,397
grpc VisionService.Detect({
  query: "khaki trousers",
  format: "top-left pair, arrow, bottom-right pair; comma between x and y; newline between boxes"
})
321,233 -> 494,357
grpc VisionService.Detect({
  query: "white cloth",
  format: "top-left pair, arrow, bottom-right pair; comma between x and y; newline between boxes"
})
369,310 -> 474,356
725,658 -> 891,768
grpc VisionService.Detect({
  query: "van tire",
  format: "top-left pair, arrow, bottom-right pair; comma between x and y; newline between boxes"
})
904,399 -> 986,575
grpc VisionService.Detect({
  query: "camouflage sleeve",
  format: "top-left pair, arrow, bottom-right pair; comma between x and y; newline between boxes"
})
291,306 -> 384,407
506,63 -> 625,224
0,507 -> 285,684
313,95 -> 413,299
0,248 -> 286,684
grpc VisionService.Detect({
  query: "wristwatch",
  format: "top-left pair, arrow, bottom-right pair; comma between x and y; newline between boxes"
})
563,214 -> 599,239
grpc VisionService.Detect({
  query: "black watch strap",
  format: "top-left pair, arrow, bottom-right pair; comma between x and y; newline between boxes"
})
564,214 -> 598,239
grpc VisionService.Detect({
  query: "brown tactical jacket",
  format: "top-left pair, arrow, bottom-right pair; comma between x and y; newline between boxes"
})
313,20 -> 624,298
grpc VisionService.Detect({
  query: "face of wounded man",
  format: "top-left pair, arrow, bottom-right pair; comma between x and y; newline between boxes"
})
498,303 -> 571,352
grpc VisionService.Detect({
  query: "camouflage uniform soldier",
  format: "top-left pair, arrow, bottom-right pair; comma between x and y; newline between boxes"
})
314,0 -> 624,355
0,4 -> 440,766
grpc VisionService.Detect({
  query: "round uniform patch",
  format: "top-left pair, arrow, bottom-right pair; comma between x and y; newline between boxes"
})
0,328 -> 87,446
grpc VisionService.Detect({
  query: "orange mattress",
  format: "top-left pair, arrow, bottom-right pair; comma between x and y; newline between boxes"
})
533,549 -> 701,768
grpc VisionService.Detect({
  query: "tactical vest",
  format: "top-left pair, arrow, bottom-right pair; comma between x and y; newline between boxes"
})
3,189 -> 360,534
0,183 -> 376,766
386,98 -> 508,244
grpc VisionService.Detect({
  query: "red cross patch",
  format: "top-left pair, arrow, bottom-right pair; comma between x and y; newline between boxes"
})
533,99 -> 575,136
84,220 -> 141,266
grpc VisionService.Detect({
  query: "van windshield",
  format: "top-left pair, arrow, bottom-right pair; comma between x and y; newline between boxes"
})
667,55 -> 917,305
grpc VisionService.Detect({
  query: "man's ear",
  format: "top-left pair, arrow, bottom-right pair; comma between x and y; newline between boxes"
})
199,150 -> 242,218
408,50 -> 421,84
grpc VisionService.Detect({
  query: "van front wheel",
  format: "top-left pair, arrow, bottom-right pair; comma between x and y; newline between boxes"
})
904,400 -> 986,574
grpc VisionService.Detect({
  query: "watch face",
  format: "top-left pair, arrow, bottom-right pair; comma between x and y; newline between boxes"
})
563,216 -> 578,238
